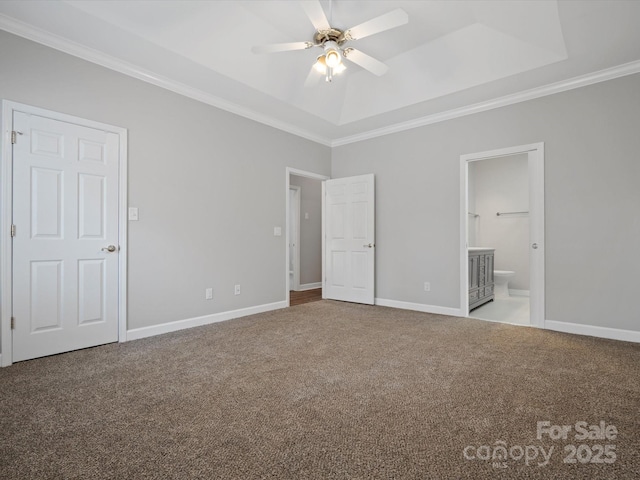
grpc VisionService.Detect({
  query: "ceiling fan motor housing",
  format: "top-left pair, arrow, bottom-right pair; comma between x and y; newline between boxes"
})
314,28 -> 348,46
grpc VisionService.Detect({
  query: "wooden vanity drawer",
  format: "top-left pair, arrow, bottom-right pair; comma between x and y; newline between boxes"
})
469,290 -> 479,303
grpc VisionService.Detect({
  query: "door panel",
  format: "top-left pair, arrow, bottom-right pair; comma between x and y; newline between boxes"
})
324,174 -> 375,305
32,167 -> 63,238
12,111 -> 119,362
352,202 -> 368,239
330,203 -> 346,238
78,259 -> 106,325
351,252 -> 368,289
30,260 -> 63,332
31,129 -> 64,157
331,251 -> 346,287
79,174 -> 106,239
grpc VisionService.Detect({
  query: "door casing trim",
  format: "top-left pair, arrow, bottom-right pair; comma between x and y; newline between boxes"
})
289,186 -> 301,291
1,100 -> 128,366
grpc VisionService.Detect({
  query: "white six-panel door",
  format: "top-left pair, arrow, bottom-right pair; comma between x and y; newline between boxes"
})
12,111 -> 120,362
324,174 -> 375,305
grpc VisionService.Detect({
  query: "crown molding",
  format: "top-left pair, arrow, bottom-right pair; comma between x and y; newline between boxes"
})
331,59 -> 640,147
2,13 -> 639,150
0,14 -> 333,147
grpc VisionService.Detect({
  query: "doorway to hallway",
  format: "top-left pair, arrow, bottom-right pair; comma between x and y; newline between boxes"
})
285,168 -> 328,307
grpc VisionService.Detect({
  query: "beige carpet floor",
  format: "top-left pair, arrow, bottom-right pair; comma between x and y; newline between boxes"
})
1,300 -> 639,479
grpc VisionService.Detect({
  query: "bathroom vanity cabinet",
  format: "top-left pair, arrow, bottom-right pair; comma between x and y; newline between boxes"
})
469,248 -> 495,311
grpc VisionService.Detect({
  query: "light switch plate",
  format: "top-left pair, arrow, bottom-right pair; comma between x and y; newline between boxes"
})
274,226 -> 282,236
128,207 -> 139,221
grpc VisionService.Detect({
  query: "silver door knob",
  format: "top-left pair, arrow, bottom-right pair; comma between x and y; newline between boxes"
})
363,243 -> 374,248
532,243 -> 538,249
101,245 -> 117,252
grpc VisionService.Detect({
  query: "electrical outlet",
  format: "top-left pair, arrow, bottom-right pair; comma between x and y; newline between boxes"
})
234,284 -> 241,295
205,288 -> 213,300
424,282 -> 431,292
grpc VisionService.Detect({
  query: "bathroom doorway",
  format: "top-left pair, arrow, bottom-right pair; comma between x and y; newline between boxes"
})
460,143 -> 545,328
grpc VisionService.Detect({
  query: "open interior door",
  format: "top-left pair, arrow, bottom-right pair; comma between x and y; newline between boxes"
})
323,174 -> 375,305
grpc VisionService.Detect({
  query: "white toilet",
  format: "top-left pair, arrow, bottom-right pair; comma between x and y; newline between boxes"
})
493,270 -> 515,298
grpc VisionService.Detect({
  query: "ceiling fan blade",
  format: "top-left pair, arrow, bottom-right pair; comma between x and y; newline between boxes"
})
300,0 -> 330,32
343,8 -> 408,41
343,48 -> 388,76
252,41 -> 314,54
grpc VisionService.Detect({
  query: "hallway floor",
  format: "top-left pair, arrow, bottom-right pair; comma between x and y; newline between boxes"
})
289,288 -> 323,307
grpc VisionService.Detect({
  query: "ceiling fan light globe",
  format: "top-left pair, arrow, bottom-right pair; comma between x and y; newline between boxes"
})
334,62 -> 346,74
325,49 -> 341,68
314,55 -> 327,73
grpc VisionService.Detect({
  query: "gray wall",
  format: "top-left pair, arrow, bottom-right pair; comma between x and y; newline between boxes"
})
0,31 -> 331,346
290,175 -> 322,286
471,154 -> 530,291
332,73 -> 640,331
2,29 -> 639,351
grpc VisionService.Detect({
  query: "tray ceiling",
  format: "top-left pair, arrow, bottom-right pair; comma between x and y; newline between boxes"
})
1,1 -> 639,145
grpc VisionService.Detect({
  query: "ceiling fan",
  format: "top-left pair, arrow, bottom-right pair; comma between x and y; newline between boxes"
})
251,0 -> 408,83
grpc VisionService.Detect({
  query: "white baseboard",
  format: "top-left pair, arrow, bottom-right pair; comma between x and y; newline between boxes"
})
297,282 -> 322,291
545,319 -> 640,344
375,298 -> 463,317
127,300 -> 288,341
509,289 -> 530,297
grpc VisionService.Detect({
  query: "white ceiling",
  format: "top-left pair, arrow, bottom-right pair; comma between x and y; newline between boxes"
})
1,0 -> 639,145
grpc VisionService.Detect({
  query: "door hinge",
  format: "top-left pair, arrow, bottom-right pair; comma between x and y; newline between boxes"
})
10,130 -> 23,144
10,224 -> 16,237
10,317 -> 15,330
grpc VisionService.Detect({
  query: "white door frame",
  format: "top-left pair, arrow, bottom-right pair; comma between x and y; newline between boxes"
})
459,143 -> 545,328
1,100 -> 128,367
289,185 -> 301,291
285,167 -> 329,306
